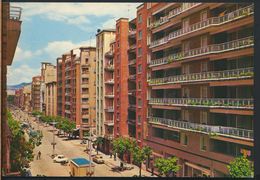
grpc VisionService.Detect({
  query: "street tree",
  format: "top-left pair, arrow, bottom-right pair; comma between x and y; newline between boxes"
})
93,137 -> 104,155
132,146 -> 152,177
154,156 -> 180,177
227,155 -> 253,178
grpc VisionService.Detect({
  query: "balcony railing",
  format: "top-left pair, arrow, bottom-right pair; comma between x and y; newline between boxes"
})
128,104 -> 136,109
104,65 -> 114,71
150,3 -> 201,29
129,74 -> 136,80
150,36 -> 254,67
105,79 -> 114,84
105,107 -> 114,112
129,59 -> 136,65
105,51 -> 114,57
104,120 -> 114,126
129,30 -> 136,36
105,93 -> 114,98
149,117 -> 253,140
129,44 -> 137,51
150,4 -> 254,48
149,98 -> 253,109
148,67 -> 253,85
10,6 -> 22,20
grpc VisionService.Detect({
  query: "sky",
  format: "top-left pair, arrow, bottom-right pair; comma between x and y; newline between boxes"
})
7,2 -> 141,85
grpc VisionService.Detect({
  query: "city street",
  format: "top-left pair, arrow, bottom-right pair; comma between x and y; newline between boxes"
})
9,107 -> 153,177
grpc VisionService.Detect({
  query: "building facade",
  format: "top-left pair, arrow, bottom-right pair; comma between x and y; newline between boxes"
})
23,84 -> 32,112
31,76 -> 41,112
145,2 -> 254,177
1,2 -> 22,175
45,81 -> 57,116
96,29 -> 115,136
57,47 -> 96,138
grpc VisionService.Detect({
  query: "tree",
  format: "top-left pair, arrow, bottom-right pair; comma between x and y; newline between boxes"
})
227,156 -> 253,178
154,156 -> 180,177
93,137 -> 104,155
132,146 -> 152,177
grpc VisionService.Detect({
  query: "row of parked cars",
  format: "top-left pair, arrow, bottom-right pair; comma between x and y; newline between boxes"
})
53,154 -> 104,164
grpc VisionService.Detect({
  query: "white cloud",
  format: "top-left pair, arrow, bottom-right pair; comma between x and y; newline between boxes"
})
7,64 -> 40,85
11,3 -> 141,30
13,46 -> 33,62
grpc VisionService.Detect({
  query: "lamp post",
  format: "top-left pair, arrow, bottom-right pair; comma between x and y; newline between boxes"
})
51,121 -> 57,158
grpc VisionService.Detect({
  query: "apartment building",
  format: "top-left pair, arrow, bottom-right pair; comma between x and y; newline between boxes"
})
1,3 -> 22,175
114,19 -> 130,138
14,88 -> 24,109
96,29 -> 115,136
57,47 -> 96,138
40,62 -> 56,114
102,41 -> 116,154
45,81 -> 57,116
31,76 -> 41,111
23,84 -> 32,112
144,2 -> 254,177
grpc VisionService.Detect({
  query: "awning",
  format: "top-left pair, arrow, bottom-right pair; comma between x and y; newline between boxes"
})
184,162 -> 211,175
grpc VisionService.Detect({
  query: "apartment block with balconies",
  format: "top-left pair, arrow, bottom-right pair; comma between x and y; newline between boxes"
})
146,2 -> 254,177
96,29 -> 115,137
31,76 -> 41,112
57,47 -> 96,138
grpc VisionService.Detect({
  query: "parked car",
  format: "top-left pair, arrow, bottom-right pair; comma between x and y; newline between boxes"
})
92,154 -> 104,164
53,155 -> 69,163
80,140 -> 87,144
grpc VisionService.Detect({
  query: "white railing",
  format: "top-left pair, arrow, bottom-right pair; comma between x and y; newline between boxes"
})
150,36 -> 254,66
149,98 -> 253,109
129,74 -> 136,80
105,65 -> 114,71
10,6 -> 22,20
105,107 -> 114,112
149,117 -> 253,139
129,30 -> 136,36
149,67 -> 253,85
105,79 -> 114,84
129,59 -> 136,65
150,3 -> 201,29
151,4 -> 254,48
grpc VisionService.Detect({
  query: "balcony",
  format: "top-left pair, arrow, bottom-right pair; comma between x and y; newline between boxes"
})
150,36 -> 254,67
104,134 -> 114,140
149,98 -> 253,109
128,104 -> 136,110
104,120 -> 114,126
65,101 -> 71,105
128,44 -> 136,52
81,64 -> 90,67
104,65 -> 114,71
6,6 -> 22,65
128,89 -> 136,96
105,51 -> 114,58
128,59 -> 136,66
65,110 -> 71,114
128,119 -> 136,125
105,79 -> 114,84
129,30 -> 136,37
105,93 -> 114,98
149,117 -> 253,140
148,67 -> 253,85
128,74 -> 136,81
150,4 -> 254,48
105,107 -> 114,112
150,3 -> 201,29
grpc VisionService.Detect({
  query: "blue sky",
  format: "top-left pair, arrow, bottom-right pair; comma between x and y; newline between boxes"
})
7,2 -> 141,85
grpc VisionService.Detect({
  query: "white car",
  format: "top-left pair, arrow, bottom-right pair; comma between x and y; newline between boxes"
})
53,155 -> 68,163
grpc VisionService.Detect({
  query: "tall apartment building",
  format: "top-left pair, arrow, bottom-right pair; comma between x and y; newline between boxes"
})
1,3 -> 22,175
14,88 -> 24,109
96,29 -> 115,136
57,47 -> 96,138
45,81 -> 57,116
102,41 -> 116,154
23,84 -> 32,112
114,19 -> 130,138
144,2 -> 254,177
31,76 -> 41,111
40,62 -> 56,114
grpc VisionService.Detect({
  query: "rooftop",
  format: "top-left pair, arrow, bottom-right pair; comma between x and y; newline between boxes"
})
71,158 -> 91,167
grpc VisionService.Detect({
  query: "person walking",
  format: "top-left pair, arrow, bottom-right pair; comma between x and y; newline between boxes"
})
38,151 -> 41,160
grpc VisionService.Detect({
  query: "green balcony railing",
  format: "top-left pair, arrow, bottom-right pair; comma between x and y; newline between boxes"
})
149,117 -> 253,139
150,36 -> 254,67
149,98 -> 253,109
148,67 -> 253,85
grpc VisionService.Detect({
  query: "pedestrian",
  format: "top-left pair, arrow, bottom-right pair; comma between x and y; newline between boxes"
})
38,151 -> 41,160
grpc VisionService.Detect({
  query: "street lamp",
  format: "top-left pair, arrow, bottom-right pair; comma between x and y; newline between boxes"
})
50,121 -> 57,158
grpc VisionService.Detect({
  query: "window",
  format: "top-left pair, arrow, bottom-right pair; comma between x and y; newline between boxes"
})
138,132 -> 141,139
200,111 -> 208,124
138,99 -> 142,107
138,14 -> 142,23
200,10 -> 207,21
182,110 -> 189,121
138,30 -> 142,40
138,115 -> 141,124
200,136 -> 207,151
182,64 -> 190,74
201,61 -> 208,72
138,47 -> 142,56
147,17 -> 151,27
200,86 -> 208,98
181,133 -> 188,145
147,2 -> 151,9
85,58 -> 89,64
138,81 -> 141,90
138,64 -> 142,73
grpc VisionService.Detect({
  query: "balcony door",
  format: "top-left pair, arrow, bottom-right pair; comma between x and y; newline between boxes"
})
200,111 -> 208,125
200,86 -> 208,98
183,18 -> 189,33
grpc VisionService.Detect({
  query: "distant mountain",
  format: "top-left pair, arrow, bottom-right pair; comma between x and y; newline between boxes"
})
7,82 -> 31,90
